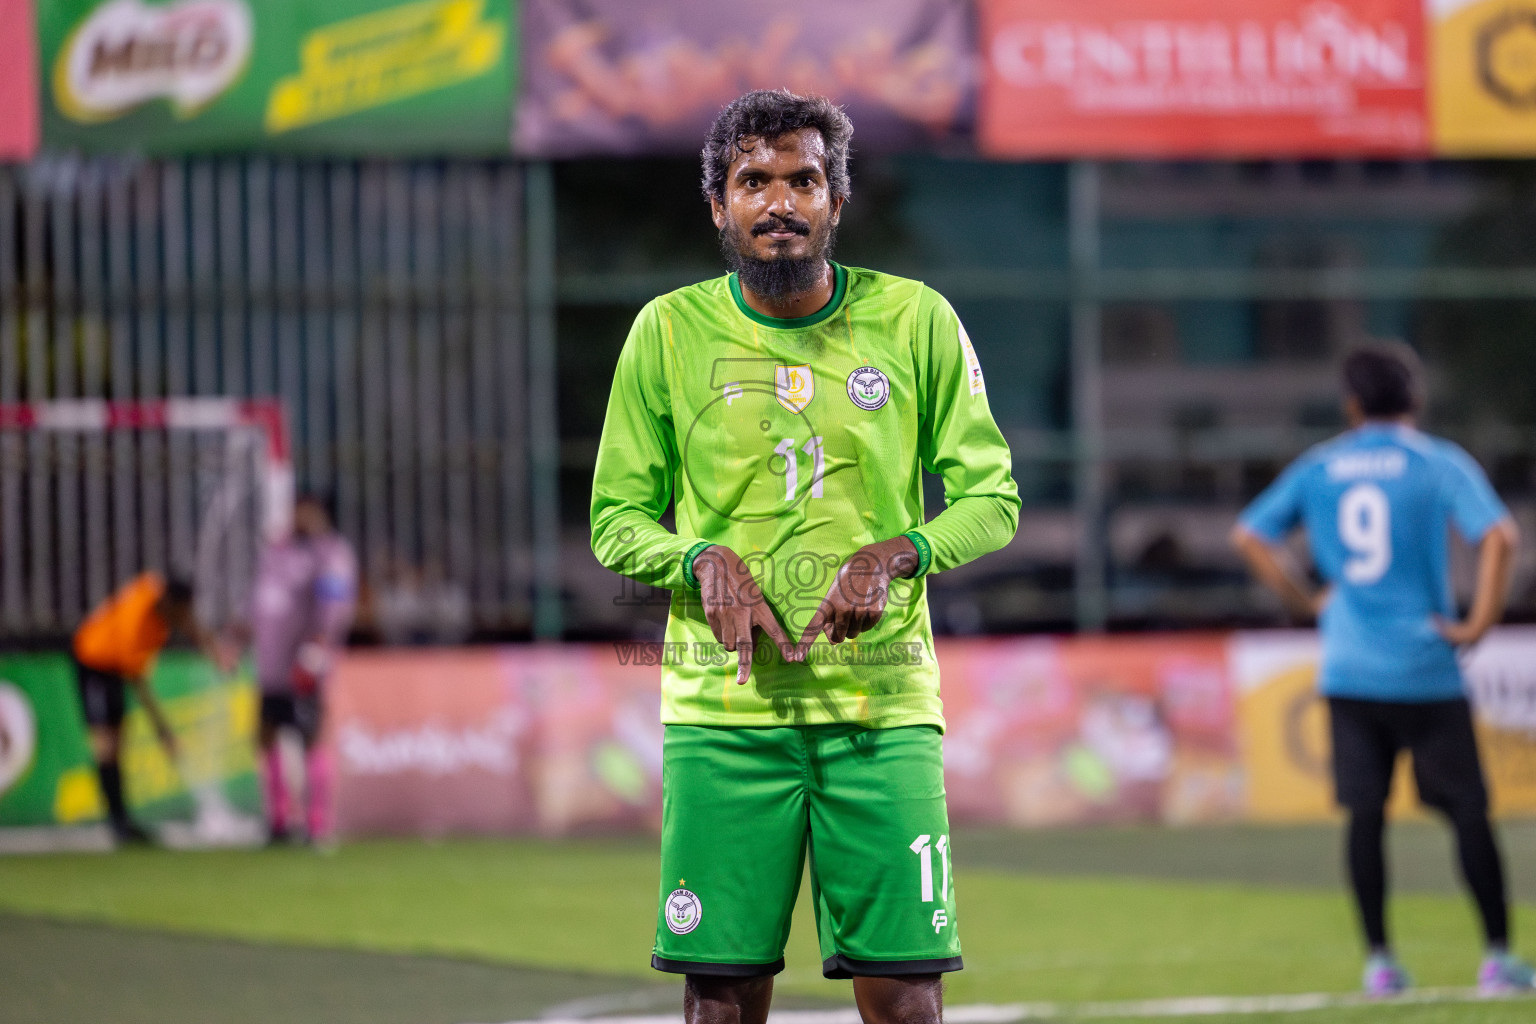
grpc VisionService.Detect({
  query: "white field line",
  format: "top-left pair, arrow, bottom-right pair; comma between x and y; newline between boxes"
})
463,987 -> 1535,1024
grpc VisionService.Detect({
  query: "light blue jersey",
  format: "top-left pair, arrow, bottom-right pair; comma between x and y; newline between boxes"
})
1240,423 -> 1508,701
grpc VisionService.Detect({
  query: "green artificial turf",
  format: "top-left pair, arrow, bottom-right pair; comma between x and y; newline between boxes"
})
2,826 -> 1535,1022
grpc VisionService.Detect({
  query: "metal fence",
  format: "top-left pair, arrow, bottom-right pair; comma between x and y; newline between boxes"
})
0,157 -> 535,640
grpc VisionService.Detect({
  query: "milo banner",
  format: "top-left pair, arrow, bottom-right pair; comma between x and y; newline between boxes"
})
1232,627 -> 1536,821
40,0 -> 515,154
0,651 -> 261,846
514,0 -> 972,157
1430,0 -> 1536,153
0,654 -> 101,830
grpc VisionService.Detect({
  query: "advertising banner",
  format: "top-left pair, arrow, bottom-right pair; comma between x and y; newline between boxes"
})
0,651 -> 259,845
120,651 -> 264,836
941,635 -> 1244,827
509,644 -> 664,834
0,0 -> 40,160
0,654 -> 102,828
978,0 -> 1430,157
326,649 -> 536,837
39,0 -> 515,155
1430,0 -> 1536,153
514,0 -> 972,157
1232,628 -> 1536,821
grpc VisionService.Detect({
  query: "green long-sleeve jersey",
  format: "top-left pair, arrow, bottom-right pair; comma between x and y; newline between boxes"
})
590,263 -> 1020,730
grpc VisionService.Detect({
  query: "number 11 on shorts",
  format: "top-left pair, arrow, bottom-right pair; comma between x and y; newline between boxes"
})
910,833 -> 951,902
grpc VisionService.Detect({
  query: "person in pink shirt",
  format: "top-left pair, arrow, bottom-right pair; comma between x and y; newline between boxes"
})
252,493 -> 356,845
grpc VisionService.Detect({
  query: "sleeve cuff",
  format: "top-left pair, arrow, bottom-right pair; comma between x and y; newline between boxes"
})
901,531 -> 933,577
681,541 -> 714,590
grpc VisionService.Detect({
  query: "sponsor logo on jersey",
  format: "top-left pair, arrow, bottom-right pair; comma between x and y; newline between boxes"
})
776,364 -> 813,413
958,323 -> 985,396
54,0 -> 253,123
1326,449 -> 1407,481
846,366 -> 890,411
665,888 -> 702,934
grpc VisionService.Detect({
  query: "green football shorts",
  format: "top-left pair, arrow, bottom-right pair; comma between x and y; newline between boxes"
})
652,723 -> 962,979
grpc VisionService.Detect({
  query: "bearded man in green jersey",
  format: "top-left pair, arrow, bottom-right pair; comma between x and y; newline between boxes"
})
590,89 -> 1020,1024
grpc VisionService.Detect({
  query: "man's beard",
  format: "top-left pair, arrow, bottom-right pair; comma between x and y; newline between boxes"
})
720,214 -> 837,300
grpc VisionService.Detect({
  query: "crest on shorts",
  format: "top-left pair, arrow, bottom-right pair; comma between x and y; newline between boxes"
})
846,366 -> 890,411
665,888 -> 702,934
775,364 -> 813,412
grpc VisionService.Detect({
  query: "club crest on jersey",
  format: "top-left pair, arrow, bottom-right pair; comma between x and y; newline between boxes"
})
846,366 -> 890,411
776,364 -> 813,412
665,888 -> 702,934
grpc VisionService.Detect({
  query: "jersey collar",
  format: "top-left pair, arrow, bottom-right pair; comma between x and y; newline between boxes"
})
728,262 -> 847,330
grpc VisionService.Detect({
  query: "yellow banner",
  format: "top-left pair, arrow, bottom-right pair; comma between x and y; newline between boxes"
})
265,0 -> 504,134
1233,630 -> 1536,821
1431,0 -> 1536,153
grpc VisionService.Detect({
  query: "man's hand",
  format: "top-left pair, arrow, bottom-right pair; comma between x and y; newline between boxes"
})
694,545 -> 798,685
210,636 -> 241,674
799,537 -> 919,651
1436,616 -> 1491,647
1436,519 -> 1519,649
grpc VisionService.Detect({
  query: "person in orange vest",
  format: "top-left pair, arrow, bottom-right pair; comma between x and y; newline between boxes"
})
73,573 -> 221,844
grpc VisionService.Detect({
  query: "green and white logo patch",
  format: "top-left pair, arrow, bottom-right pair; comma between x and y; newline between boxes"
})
846,366 -> 890,411
665,888 -> 701,934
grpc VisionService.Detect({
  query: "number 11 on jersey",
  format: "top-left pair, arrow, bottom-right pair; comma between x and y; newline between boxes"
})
774,436 -> 824,502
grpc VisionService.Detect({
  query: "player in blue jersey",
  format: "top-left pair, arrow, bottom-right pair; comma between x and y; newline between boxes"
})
1233,343 -> 1533,997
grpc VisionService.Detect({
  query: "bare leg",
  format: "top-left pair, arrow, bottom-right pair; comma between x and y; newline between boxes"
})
852,975 -> 943,1024
684,975 -> 773,1024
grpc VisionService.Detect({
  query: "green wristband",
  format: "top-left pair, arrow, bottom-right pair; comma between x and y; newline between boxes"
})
681,541 -> 714,590
901,531 -> 932,577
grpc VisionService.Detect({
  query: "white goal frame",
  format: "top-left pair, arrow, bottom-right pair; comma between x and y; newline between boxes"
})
0,397 -> 293,637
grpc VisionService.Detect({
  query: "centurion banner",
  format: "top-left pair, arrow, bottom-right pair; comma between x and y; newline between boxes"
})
514,0 -> 973,156
39,0 -> 515,154
1430,0 -> 1536,153
978,0 -> 1431,157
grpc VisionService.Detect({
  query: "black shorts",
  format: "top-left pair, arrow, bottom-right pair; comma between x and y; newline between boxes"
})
75,661 -> 128,729
260,692 -> 323,746
1328,696 -> 1488,815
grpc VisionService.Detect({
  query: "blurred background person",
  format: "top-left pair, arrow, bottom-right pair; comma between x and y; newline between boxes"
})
73,574 -> 222,844
1233,344 -> 1531,996
251,493 -> 357,846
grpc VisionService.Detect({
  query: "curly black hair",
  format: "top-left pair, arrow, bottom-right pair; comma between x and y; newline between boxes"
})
701,89 -> 853,204
1343,342 -> 1424,417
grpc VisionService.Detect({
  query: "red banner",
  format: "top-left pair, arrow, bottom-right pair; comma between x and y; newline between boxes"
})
0,0 -> 39,160
941,636 -> 1243,826
326,650 -> 535,837
978,0 -> 1429,157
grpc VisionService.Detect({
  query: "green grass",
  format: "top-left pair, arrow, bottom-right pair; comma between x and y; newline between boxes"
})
2,826 -> 1535,1022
